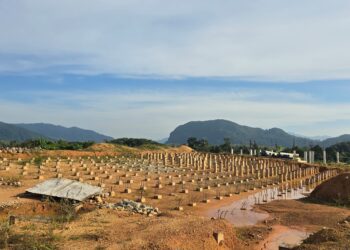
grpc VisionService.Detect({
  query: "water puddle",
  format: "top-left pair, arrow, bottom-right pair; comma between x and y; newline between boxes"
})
204,184 -> 315,249
206,185 -> 312,227
260,226 -> 309,250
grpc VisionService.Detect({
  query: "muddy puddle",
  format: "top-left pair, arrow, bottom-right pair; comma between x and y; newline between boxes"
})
262,226 -> 309,249
206,184 -> 312,226
205,184 -> 314,249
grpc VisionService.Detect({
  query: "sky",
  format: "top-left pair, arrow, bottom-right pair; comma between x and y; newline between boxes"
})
0,0 -> 350,139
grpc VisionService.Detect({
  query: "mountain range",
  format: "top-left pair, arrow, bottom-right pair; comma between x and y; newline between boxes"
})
1,119 -> 349,148
0,122 -> 113,142
167,119 -> 350,148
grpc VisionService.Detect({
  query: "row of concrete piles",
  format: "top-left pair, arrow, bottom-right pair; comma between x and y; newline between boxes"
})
304,150 -> 341,164
0,156 -> 120,181
141,152 -> 338,184
304,169 -> 338,185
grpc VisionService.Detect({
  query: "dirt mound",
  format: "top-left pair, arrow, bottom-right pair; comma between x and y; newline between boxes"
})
88,143 -> 117,151
303,228 -> 342,244
177,145 -> 193,153
163,145 -> 193,153
310,173 -> 350,205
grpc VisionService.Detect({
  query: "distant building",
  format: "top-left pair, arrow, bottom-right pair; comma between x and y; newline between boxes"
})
263,150 -> 301,161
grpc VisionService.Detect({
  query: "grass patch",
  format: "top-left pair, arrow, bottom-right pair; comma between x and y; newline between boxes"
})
69,231 -> 107,242
1,221 -> 60,250
43,198 -> 78,224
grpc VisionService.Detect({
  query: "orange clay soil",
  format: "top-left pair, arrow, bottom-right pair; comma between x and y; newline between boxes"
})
1,150 -> 348,250
0,143 -> 193,160
1,203 -> 245,250
310,172 -> 350,204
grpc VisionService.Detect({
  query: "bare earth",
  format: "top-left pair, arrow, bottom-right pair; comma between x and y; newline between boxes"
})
0,147 -> 349,250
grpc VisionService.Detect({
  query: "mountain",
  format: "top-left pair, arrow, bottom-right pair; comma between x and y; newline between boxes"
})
157,137 -> 168,144
321,135 -> 350,148
167,119 -> 317,147
288,132 -> 331,141
15,123 -> 113,142
310,135 -> 331,141
0,122 -> 47,141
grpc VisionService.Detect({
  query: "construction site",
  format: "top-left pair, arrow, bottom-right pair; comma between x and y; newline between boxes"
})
0,144 -> 349,250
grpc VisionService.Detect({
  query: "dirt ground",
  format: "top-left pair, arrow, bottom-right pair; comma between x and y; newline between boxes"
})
254,199 -> 350,250
0,144 -> 193,161
0,149 -> 349,250
1,202 -> 243,250
3,188 -> 349,250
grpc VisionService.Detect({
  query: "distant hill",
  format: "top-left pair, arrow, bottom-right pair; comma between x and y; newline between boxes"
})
288,132 -> 331,141
167,119 -> 350,148
157,137 -> 168,144
15,123 -> 113,142
0,122 -> 47,141
321,134 -> 350,148
310,135 -> 332,141
167,119 -> 317,147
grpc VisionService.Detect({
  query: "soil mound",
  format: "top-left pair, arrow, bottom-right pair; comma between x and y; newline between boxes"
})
310,173 -> 350,205
175,145 -> 193,153
88,143 -> 116,151
303,228 -> 342,244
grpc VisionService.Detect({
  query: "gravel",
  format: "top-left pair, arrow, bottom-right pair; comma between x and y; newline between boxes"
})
102,199 -> 160,216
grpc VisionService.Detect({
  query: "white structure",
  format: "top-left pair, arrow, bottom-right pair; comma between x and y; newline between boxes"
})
304,151 -> 308,162
264,150 -> 299,160
27,178 -> 103,202
337,152 -> 340,164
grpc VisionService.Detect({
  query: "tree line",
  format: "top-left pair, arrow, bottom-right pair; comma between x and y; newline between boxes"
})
186,137 -> 350,163
0,139 -> 94,150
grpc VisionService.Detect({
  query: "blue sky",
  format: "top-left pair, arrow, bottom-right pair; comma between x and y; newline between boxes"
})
0,0 -> 350,139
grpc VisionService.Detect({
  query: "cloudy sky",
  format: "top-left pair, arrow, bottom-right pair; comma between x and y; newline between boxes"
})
0,0 -> 350,139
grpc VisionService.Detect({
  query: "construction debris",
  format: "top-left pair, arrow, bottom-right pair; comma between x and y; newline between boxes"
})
102,199 -> 160,216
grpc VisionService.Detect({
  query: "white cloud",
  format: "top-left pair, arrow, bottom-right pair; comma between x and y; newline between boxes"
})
0,0 -> 350,80
0,88 -> 349,139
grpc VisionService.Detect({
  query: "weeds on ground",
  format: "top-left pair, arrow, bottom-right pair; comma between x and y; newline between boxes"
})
0,221 -> 10,249
33,157 -> 45,166
1,220 -> 60,250
8,227 -> 59,250
45,198 -> 78,224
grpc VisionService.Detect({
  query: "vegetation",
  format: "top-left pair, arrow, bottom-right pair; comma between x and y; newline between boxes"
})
15,123 -> 113,142
187,137 -> 350,163
0,221 -> 10,249
168,119 -> 318,147
109,138 -> 163,148
187,137 -> 248,154
0,121 -> 112,142
0,121 -> 46,142
283,142 -> 350,163
52,199 -> 78,223
168,119 -> 350,148
326,141 -> 350,163
0,199 -> 77,250
1,220 -> 60,250
0,139 -> 94,150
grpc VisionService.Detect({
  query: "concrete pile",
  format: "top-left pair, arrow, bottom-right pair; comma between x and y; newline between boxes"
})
0,177 -> 22,187
0,147 -> 35,154
103,199 -> 160,216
